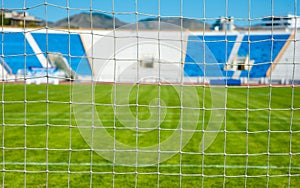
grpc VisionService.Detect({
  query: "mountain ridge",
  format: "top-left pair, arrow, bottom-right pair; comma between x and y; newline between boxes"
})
52,12 -> 211,30
54,12 -> 126,28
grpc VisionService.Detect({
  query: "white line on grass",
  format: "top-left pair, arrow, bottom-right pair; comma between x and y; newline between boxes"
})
1,162 -> 300,169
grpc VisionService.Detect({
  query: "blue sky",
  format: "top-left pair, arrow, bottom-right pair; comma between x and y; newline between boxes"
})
2,0 -> 299,26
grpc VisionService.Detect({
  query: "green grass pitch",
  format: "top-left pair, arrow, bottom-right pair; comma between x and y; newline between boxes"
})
0,83 -> 299,187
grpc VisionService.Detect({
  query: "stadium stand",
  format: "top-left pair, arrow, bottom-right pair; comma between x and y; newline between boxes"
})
32,33 -> 92,75
238,34 -> 290,78
0,29 -> 294,84
184,34 -> 290,81
1,32 -> 42,74
184,35 -> 237,77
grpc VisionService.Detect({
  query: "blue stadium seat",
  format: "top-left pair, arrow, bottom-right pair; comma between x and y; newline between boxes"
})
1,32 -> 42,74
184,35 -> 236,77
210,79 -> 241,85
32,33 -> 91,75
239,70 -> 249,77
184,34 -> 290,79
238,34 -> 290,78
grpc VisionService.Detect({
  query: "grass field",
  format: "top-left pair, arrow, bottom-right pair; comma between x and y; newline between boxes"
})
0,83 -> 299,187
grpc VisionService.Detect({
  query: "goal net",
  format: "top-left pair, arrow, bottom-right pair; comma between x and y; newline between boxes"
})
0,0 -> 299,187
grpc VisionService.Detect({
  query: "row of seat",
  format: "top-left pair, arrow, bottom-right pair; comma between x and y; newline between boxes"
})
0,32 -> 291,79
0,32 -> 91,76
184,34 -> 290,78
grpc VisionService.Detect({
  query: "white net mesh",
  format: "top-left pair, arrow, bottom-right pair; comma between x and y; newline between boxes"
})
0,0 -> 299,187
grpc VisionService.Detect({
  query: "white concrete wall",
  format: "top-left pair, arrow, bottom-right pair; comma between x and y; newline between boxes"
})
81,30 -> 188,83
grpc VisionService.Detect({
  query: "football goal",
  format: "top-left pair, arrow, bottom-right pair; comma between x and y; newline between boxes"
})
0,0 -> 299,187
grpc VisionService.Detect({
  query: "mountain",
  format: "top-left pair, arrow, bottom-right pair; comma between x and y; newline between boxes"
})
53,12 -> 210,30
54,12 -> 126,29
136,17 -> 211,30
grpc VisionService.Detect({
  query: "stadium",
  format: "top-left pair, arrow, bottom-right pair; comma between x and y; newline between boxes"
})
0,4 -> 300,188
1,24 -> 300,85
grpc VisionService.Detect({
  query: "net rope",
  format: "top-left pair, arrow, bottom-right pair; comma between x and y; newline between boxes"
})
0,0 -> 299,187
